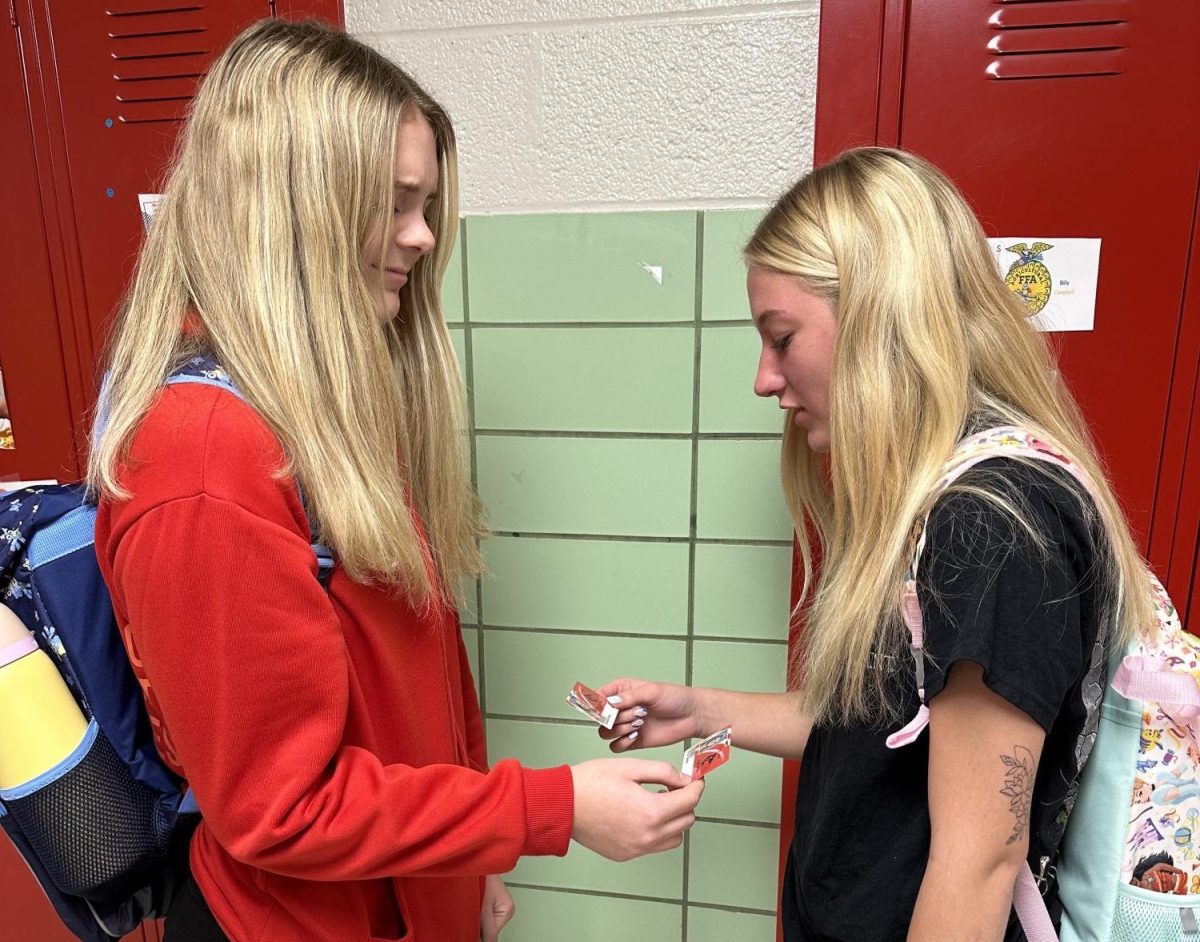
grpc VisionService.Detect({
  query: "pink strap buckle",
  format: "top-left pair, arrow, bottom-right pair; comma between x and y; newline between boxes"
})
885,702 -> 930,748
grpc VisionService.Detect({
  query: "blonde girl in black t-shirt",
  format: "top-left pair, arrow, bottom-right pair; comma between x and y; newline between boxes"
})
598,147 -> 1154,941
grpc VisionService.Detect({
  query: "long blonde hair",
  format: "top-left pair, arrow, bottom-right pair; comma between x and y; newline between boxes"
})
89,18 -> 483,601
745,147 -> 1153,726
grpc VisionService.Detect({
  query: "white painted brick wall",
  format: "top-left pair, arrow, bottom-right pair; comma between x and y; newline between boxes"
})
347,1 -> 820,213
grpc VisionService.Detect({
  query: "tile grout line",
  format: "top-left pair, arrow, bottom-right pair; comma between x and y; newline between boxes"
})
503,881 -> 777,918
483,530 -> 792,547
681,208 -> 707,942
472,429 -> 780,440
472,623 -> 788,644
695,815 -> 781,830
444,319 -> 754,329
458,220 -> 487,720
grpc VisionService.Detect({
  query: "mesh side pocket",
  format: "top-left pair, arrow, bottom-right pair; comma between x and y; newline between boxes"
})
3,722 -> 174,903
1111,884 -> 1200,942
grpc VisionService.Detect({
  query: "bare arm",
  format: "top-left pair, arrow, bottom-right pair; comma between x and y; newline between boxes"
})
908,662 -> 1046,942
597,679 -> 812,761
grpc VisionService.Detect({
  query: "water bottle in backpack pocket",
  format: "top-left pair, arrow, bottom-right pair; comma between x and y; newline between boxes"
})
0,360 -> 333,941
0,485 -> 197,941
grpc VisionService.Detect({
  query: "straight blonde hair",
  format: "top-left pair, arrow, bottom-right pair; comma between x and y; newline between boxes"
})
745,147 -> 1153,726
89,19 -> 483,601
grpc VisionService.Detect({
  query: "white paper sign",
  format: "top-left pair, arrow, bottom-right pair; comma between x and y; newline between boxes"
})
138,193 -> 164,232
990,237 -> 1101,332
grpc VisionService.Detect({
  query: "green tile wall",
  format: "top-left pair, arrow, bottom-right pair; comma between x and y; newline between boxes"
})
466,212 -> 697,322
456,209 -> 787,941
693,543 -> 792,640
507,887 -> 683,941
483,537 -> 690,634
477,436 -> 692,536
484,631 -> 687,719
699,326 -> 784,433
449,327 -> 466,373
472,327 -> 694,432
701,209 -> 764,321
688,908 -> 777,942
443,236 -> 465,324
696,440 -> 794,541
688,821 -> 781,910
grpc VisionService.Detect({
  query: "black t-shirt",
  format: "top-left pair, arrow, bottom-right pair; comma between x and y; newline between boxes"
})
781,460 -> 1105,942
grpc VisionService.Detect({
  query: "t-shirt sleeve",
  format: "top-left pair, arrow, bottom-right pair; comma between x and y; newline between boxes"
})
917,463 -> 1097,733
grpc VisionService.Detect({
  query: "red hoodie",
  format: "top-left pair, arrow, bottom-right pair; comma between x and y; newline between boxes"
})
95,383 -> 574,941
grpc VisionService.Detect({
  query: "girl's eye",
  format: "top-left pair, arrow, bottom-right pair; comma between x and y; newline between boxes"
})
771,334 -> 793,352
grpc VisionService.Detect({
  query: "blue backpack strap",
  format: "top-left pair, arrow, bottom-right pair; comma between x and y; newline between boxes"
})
164,357 -> 335,589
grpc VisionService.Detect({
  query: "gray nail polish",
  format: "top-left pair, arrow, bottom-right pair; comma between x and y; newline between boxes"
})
627,730 -> 639,741
631,718 -> 644,728
634,707 -> 648,718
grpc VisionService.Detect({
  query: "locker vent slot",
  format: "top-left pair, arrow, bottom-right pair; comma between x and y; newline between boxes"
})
107,3 -> 210,124
987,0 -> 1130,80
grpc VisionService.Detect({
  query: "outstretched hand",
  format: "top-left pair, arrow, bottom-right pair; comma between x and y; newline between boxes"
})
570,758 -> 704,862
596,678 -> 702,752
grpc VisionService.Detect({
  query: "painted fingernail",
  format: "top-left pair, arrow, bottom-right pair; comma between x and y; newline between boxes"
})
607,694 -> 622,705
631,718 -> 644,729
627,730 -> 639,741
634,707 -> 648,718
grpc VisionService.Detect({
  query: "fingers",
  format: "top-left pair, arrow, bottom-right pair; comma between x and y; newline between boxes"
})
658,777 -> 705,815
645,801 -> 702,855
480,877 -> 515,942
597,677 -> 642,699
493,897 -> 515,931
599,707 -> 647,743
606,732 -> 640,753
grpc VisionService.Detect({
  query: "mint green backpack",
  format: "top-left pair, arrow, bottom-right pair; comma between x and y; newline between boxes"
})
886,426 -> 1200,942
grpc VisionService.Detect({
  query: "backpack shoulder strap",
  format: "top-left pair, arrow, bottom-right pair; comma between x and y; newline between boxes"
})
886,426 -> 1097,750
163,358 -> 336,589
904,426 -> 1098,590
888,426 -> 1107,941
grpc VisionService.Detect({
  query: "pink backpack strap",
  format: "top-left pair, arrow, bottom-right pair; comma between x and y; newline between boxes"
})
1013,863 -> 1060,942
885,426 -> 1099,751
1109,578 -> 1200,713
886,426 -> 1102,941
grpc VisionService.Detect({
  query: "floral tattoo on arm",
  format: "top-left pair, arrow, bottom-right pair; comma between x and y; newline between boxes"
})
999,745 -> 1035,846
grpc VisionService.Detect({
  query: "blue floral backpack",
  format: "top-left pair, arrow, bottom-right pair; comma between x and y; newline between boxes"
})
886,426 -> 1200,942
0,357 -> 332,941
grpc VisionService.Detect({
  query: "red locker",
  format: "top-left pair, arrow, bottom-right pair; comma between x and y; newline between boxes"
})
1,0 -> 342,483
814,0 -> 1200,580
1,2 -> 341,936
781,2 -> 1200,935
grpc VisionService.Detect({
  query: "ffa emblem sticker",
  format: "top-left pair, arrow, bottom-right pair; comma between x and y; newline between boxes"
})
1004,242 -> 1054,316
